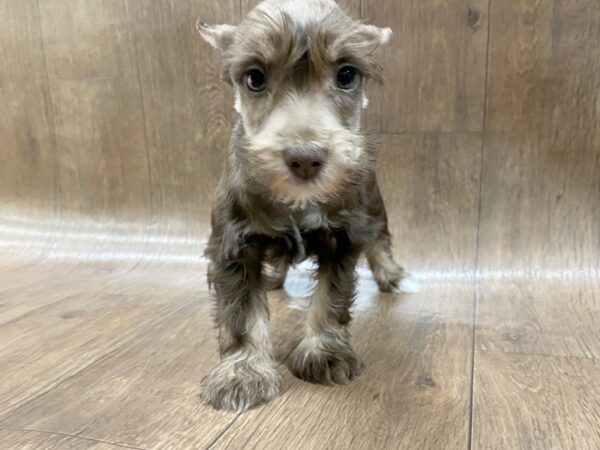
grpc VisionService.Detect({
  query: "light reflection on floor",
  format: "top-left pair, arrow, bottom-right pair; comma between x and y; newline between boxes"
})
283,259 -> 384,313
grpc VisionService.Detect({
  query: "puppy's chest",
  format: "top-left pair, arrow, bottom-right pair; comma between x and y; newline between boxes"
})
290,205 -> 328,232
261,205 -> 371,262
251,205 -> 328,261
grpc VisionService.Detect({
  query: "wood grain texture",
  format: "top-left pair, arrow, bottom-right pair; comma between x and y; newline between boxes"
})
377,134 -> 481,279
0,263 -> 199,416
477,0 -> 600,362
50,79 -> 150,218
479,0 -> 600,276
125,0 -> 237,233
0,430 -> 132,450
0,0 -> 59,213
473,350 -> 600,450
363,0 -> 488,132
477,281 -> 600,359
0,267 -> 302,450
38,0 -> 137,80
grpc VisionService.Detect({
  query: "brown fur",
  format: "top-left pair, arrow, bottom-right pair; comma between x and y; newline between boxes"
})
198,0 -> 403,412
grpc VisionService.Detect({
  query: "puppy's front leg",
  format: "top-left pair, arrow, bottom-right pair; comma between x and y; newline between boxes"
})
288,231 -> 363,385
202,239 -> 279,412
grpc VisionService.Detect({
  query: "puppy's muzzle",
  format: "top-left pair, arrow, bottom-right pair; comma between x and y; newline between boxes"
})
283,145 -> 328,181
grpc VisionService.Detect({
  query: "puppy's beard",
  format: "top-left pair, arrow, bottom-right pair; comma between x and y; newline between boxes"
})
240,133 -> 368,209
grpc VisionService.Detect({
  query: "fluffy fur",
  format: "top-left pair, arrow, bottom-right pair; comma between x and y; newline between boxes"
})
199,0 -> 405,412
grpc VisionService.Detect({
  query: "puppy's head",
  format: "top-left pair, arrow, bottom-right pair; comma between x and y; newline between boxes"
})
199,0 -> 391,208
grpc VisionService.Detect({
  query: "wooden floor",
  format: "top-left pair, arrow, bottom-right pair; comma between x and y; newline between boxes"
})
1,0 -> 599,449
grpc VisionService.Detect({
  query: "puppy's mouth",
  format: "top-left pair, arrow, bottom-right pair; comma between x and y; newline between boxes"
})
240,134 -> 373,207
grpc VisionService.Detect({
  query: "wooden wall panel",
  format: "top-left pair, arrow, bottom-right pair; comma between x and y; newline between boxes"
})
363,0 -> 488,133
50,79 -> 150,218
0,0 -> 59,214
476,0 -> 600,358
38,0 -> 137,79
478,0 -> 600,276
377,133 -> 481,277
125,0 -> 237,234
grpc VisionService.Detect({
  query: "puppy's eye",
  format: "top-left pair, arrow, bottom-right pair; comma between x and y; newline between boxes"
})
245,68 -> 266,92
336,65 -> 360,90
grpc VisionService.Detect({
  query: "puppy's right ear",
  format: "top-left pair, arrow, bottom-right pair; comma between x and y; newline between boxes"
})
196,18 -> 236,52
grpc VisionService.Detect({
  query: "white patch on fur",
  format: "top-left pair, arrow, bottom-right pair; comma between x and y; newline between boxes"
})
233,86 -> 242,113
362,92 -> 369,109
256,0 -> 336,27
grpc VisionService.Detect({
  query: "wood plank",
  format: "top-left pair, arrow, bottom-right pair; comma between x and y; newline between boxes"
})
125,0 -> 237,235
478,0 -> 600,356
0,263 -> 201,416
213,283 -> 474,450
0,430 -> 132,450
38,0 -> 137,79
377,133 -> 482,281
0,0 -> 59,214
50,78 -> 151,218
473,350 -> 600,449
477,281 -> 600,359
0,279 -> 302,449
363,0 -> 488,132
479,0 -> 600,275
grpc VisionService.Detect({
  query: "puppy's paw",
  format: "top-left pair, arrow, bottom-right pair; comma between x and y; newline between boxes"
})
372,262 -> 421,294
372,260 -> 405,293
201,353 -> 280,412
288,336 -> 363,385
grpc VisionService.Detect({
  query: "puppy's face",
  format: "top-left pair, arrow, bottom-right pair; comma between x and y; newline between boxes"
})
200,0 -> 391,208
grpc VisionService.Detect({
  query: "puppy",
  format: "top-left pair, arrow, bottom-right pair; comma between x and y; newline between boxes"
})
199,0 -> 408,412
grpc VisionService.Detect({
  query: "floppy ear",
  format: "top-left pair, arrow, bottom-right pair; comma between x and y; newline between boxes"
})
196,18 -> 236,52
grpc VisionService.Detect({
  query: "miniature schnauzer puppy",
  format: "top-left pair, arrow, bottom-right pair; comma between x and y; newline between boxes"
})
198,0 -> 408,412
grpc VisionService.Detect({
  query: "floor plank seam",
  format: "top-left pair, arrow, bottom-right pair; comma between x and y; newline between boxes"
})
477,347 -> 600,362
204,415 -> 241,450
32,0 -> 58,166
0,426 -> 147,450
0,299 -> 196,422
468,1 -> 493,448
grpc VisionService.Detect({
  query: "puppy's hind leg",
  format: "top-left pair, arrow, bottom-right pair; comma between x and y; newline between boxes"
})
365,231 -> 405,293
365,177 -> 419,293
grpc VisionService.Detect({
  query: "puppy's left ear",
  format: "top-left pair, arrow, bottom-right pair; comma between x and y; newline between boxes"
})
358,24 -> 393,49
196,18 -> 236,52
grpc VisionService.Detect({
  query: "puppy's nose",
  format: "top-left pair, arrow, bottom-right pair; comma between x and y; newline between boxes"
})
283,145 -> 327,181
